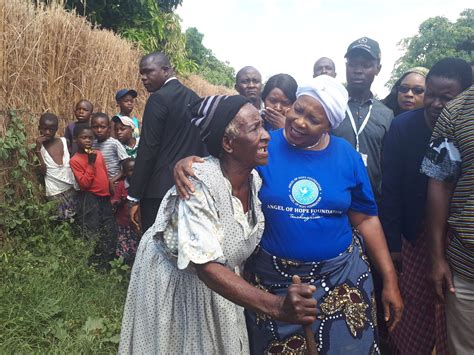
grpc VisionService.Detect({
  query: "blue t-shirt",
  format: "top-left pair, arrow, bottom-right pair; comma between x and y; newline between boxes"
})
257,129 -> 377,262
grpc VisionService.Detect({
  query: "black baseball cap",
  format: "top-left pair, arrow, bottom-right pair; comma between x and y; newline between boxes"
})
345,37 -> 381,61
115,89 -> 138,101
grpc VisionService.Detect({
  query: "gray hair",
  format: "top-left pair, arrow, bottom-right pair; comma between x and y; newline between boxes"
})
223,118 -> 240,139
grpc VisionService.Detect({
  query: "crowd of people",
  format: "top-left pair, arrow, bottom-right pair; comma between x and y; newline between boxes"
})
36,89 -> 142,267
34,36 -> 474,354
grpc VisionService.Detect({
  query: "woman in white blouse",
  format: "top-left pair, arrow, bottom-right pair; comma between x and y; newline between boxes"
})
119,95 -> 317,354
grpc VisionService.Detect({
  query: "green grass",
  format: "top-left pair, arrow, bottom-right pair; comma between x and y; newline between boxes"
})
0,222 -> 129,353
0,112 -> 130,353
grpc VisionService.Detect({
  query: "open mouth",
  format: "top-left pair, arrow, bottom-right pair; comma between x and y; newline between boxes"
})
258,146 -> 267,153
290,126 -> 306,138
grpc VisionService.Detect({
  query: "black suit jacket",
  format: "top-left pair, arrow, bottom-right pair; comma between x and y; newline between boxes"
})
129,79 -> 206,200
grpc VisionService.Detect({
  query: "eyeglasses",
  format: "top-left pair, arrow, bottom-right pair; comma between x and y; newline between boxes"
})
398,85 -> 425,95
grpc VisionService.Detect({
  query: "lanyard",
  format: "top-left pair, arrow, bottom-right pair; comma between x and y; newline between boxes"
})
346,104 -> 372,152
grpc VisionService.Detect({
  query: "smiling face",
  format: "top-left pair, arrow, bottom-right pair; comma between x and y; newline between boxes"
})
284,95 -> 331,149
91,116 -> 110,142
397,72 -> 426,111
264,88 -> 293,115
74,101 -> 93,123
225,103 -> 270,168
346,50 -> 381,93
235,68 -> 262,102
424,76 -> 463,126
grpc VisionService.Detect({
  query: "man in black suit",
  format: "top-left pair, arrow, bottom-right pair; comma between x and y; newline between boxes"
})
128,52 -> 206,232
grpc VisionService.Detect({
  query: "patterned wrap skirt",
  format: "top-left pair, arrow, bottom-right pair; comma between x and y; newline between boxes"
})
389,231 -> 448,354
244,234 -> 380,354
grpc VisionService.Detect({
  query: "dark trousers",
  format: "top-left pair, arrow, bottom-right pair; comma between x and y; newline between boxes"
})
77,191 -> 117,268
139,198 -> 162,233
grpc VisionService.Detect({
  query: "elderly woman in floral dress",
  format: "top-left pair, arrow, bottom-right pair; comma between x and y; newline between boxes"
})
119,95 -> 318,354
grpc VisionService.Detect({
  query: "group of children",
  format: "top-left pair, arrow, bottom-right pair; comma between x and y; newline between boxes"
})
35,89 -> 141,269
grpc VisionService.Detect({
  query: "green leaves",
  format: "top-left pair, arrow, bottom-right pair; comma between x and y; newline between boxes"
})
388,9 -> 474,87
81,316 -> 122,345
185,27 -> 235,87
83,317 -> 106,336
65,0 -> 194,75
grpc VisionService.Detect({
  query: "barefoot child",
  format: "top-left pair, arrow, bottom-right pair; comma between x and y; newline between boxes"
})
90,113 -> 129,186
70,124 -> 117,270
35,113 -> 77,219
112,115 -> 139,158
111,158 -> 140,264
114,89 -> 140,138
64,99 -> 93,155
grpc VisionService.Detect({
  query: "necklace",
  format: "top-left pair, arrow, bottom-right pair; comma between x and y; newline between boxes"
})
284,130 -> 327,150
303,133 -> 326,150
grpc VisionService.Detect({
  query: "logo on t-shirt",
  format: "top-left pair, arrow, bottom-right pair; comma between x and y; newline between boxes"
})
289,176 -> 322,208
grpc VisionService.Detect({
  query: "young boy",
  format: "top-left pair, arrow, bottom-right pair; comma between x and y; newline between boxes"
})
64,99 -> 94,156
69,124 -> 117,269
115,89 -> 140,137
90,113 -> 129,185
112,115 -> 139,158
35,113 -> 77,219
111,158 -> 140,264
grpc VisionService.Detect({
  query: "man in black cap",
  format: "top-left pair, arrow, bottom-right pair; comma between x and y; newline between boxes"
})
127,52 -> 206,233
332,37 -> 394,351
332,37 -> 393,205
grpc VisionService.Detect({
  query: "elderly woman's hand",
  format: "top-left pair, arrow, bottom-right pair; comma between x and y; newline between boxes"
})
275,275 -> 317,325
382,280 -> 404,332
173,155 -> 204,199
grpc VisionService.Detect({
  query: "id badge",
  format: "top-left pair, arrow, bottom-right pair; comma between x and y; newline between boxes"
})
360,153 -> 368,167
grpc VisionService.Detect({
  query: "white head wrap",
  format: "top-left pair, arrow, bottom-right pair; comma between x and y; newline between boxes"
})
296,75 -> 348,129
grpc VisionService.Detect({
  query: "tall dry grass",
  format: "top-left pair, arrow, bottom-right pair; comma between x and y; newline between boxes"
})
0,0 -> 234,199
1,0 -> 234,138
181,74 -> 234,97
3,0 -> 144,136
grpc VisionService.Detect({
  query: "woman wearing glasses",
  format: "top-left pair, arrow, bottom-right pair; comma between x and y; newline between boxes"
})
382,67 -> 428,116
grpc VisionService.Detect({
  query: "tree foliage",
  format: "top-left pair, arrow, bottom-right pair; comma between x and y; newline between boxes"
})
63,0 -> 193,73
64,0 -> 182,28
388,9 -> 473,87
61,1 -> 235,82
185,27 -> 235,87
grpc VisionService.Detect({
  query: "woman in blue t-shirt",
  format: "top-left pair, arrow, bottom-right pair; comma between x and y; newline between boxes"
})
174,76 -> 403,354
